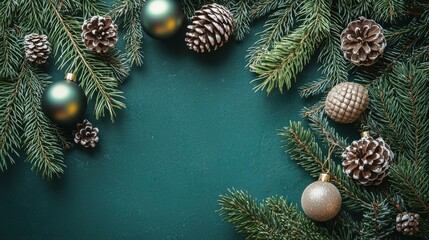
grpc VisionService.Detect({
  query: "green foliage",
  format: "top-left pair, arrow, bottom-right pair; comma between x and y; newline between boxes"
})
218,189 -> 330,240
249,0 -> 331,93
110,0 -> 144,66
19,63 -> 65,179
0,0 -> 130,178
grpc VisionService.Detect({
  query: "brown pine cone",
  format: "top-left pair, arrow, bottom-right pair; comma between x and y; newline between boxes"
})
342,132 -> 394,186
73,119 -> 99,148
81,16 -> 118,53
24,33 -> 51,64
340,17 -> 386,66
325,82 -> 369,124
185,4 -> 234,53
396,212 -> 419,235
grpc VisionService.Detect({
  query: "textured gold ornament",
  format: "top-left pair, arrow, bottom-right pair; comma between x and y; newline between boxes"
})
325,82 -> 369,124
301,173 -> 342,222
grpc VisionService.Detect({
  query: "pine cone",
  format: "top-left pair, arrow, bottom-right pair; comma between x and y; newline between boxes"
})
342,132 -> 394,186
73,119 -> 99,148
396,212 -> 419,235
340,17 -> 386,66
81,16 -> 118,53
24,33 -> 51,64
325,82 -> 369,124
185,4 -> 234,53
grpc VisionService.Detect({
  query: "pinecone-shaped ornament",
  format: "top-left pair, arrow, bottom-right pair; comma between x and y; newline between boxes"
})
24,33 -> 51,64
342,132 -> 394,186
396,212 -> 419,235
185,4 -> 234,53
81,16 -> 118,53
73,119 -> 99,148
340,17 -> 386,66
325,82 -> 369,124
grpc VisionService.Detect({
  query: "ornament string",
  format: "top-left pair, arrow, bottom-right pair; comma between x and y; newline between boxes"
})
322,144 -> 336,174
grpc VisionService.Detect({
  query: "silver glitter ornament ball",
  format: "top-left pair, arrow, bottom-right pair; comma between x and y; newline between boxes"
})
301,174 -> 342,222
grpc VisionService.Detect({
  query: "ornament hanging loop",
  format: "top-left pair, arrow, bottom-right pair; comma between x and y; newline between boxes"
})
322,144 -> 336,175
65,73 -> 76,82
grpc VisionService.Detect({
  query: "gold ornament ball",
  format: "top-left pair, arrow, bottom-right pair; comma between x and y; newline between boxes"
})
301,174 -> 342,222
325,82 -> 369,124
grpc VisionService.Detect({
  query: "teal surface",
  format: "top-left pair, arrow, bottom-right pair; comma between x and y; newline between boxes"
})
0,21 -> 326,239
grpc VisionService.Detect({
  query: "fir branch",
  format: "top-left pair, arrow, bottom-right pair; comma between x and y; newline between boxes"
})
247,0 -> 298,68
80,0 -> 108,18
249,0 -> 330,94
110,0 -> 144,66
299,9 -> 348,98
305,110 -> 348,152
0,76 -> 22,170
19,62 -> 65,179
46,0 -> 126,121
229,0 -> 252,41
367,60 -> 429,162
249,0 -> 290,20
218,189 -> 330,240
389,156 -> 429,214
359,199 -> 395,239
279,122 -> 374,211
0,0 -> 16,27
0,28 -> 22,78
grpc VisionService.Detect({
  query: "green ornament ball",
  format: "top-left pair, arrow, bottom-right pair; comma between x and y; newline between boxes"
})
141,0 -> 184,39
41,74 -> 87,126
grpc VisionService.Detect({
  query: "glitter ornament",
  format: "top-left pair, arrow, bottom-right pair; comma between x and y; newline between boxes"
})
301,173 -> 342,222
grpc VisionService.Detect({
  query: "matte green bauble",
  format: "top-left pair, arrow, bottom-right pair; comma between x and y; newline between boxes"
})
41,73 -> 87,126
141,0 -> 184,39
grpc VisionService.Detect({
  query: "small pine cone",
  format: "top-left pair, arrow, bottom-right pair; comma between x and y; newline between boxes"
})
73,119 -> 99,148
340,17 -> 387,66
325,82 -> 369,124
81,16 -> 118,53
396,212 -> 419,235
342,132 -> 394,186
24,33 -> 51,64
185,4 -> 234,53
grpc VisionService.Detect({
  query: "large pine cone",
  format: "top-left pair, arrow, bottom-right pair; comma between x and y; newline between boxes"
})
340,17 -> 386,66
396,212 -> 419,235
24,33 -> 51,64
185,4 -> 234,53
73,119 -> 99,148
325,82 -> 369,124
342,132 -> 394,186
81,16 -> 118,53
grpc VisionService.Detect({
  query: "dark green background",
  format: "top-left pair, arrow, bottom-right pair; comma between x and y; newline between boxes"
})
0,19 -> 334,239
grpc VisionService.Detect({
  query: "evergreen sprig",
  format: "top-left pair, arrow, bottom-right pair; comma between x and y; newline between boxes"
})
218,189 -> 330,240
249,0 -> 330,93
0,0 -> 130,178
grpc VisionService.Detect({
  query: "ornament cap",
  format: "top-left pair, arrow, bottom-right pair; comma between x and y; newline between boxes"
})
318,173 -> 331,182
65,73 -> 76,82
361,131 -> 371,138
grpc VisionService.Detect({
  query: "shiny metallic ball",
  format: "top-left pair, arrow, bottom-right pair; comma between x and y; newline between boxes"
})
301,175 -> 342,222
41,80 -> 87,126
141,0 -> 184,39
